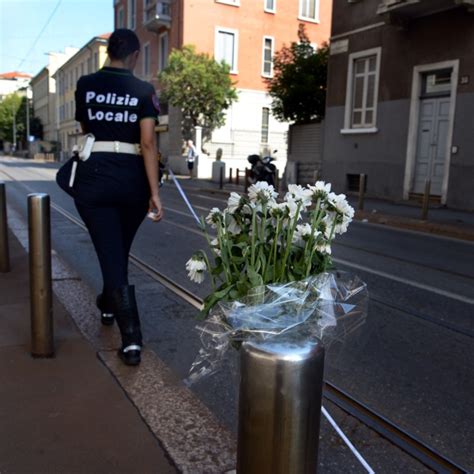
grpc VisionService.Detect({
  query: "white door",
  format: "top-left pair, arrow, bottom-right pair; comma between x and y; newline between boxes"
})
412,97 -> 450,195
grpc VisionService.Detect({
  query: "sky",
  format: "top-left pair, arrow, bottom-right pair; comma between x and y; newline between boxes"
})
0,0 -> 114,76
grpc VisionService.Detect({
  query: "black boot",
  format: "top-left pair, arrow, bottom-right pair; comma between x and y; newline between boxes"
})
96,292 -> 115,326
111,285 -> 142,366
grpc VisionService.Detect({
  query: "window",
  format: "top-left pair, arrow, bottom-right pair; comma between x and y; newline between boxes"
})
94,52 -> 99,71
299,0 -> 319,22
158,32 -> 169,72
215,0 -> 240,6
143,0 -> 153,23
262,37 -> 274,77
128,0 -> 136,29
117,6 -> 124,28
261,108 -> 270,143
215,28 -> 238,74
143,43 -> 151,77
343,48 -> 381,133
264,0 -> 276,13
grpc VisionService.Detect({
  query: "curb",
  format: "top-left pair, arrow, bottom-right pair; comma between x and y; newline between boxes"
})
355,210 -> 474,242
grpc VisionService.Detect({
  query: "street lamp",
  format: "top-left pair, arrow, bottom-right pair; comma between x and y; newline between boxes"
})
26,86 -> 32,157
12,104 -> 17,153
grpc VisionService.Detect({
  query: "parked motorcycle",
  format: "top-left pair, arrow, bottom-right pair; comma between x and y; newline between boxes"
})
247,150 -> 277,186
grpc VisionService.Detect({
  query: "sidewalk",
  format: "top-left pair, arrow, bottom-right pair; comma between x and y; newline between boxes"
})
177,177 -> 474,241
0,231 -> 177,474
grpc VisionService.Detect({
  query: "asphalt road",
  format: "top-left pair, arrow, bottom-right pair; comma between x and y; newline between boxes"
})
1,158 -> 473,471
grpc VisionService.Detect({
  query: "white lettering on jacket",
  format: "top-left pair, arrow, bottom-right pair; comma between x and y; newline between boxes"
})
85,91 -> 138,106
87,108 -> 138,123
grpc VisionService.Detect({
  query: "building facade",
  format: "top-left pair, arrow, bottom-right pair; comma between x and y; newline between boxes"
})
113,0 -> 331,176
54,35 -> 110,156
0,72 -> 31,101
322,0 -> 474,210
30,48 -> 79,148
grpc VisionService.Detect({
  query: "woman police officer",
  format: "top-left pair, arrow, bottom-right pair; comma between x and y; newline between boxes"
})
63,29 -> 163,366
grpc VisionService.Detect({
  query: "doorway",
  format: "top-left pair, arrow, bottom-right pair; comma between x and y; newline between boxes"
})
403,61 -> 459,204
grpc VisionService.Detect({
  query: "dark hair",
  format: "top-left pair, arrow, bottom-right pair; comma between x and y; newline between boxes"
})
107,29 -> 140,60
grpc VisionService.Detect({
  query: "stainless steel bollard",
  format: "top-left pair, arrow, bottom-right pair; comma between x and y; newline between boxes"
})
28,193 -> 54,357
0,182 -> 10,273
421,179 -> 431,221
237,339 -> 325,474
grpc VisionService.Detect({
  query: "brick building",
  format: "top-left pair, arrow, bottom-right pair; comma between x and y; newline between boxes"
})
113,0 -> 331,176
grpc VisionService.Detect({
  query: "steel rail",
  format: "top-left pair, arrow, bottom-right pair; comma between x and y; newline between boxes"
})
45,201 -> 469,473
0,165 -> 469,472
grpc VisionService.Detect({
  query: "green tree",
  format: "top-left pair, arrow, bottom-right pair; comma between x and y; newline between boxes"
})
0,93 -> 43,146
266,25 -> 329,124
0,93 -> 23,144
158,45 -> 238,140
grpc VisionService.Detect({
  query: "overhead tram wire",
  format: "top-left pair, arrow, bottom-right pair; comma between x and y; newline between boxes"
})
16,0 -> 63,71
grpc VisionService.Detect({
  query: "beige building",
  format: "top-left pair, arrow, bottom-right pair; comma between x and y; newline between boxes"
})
54,34 -> 110,156
30,48 -> 78,149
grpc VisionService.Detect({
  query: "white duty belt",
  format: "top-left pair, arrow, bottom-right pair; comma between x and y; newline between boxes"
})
92,141 -> 141,155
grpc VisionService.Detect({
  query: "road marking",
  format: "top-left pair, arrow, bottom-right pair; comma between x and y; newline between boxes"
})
333,257 -> 474,305
2,163 -> 472,305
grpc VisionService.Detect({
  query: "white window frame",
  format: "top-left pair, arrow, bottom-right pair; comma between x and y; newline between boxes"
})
143,42 -> 151,78
127,0 -> 136,30
215,27 -> 239,74
143,0 -> 153,24
342,47 -> 382,135
262,36 -> 275,78
264,0 -> 276,13
158,31 -> 169,72
117,5 -> 124,28
298,0 -> 320,23
261,107 -> 270,144
215,0 -> 240,6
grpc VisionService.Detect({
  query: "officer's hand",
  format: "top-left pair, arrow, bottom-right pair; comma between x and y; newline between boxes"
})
149,194 -> 163,222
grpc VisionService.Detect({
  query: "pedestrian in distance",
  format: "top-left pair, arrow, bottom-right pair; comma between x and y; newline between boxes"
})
186,139 -> 197,179
56,29 -> 163,366
157,150 -> 165,187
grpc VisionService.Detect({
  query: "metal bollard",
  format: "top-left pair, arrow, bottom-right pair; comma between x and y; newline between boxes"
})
229,167 -> 233,184
0,182 -> 10,273
219,165 -> 224,190
421,179 -> 431,221
28,193 -> 54,358
358,173 -> 366,211
244,168 -> 249,193
237,339 -> 325,474
236,168 -> 240,186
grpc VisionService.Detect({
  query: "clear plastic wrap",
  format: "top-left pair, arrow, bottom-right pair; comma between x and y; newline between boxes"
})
186,271 -> 368,386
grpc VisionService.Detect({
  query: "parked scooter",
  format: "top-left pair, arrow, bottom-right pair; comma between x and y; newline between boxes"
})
247,150 -> 277,186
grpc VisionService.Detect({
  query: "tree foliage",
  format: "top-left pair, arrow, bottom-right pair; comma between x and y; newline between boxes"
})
266,25 -> 329,124
158,45 -> 238,140
0,93 -> 43,145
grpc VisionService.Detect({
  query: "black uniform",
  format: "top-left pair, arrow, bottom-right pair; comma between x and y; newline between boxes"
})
73,66 -> 159,292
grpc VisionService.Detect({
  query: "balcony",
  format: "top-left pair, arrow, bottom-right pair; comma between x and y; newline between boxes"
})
377,0 -> 474,22
144,1 -> 172,32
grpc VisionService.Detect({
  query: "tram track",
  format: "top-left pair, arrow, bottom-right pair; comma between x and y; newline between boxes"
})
0,163 -> 471,471
44,201 -> 469,473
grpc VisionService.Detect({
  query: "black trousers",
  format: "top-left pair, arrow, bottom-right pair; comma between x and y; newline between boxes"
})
76,201 -> 148,291
72,152 -> 150,292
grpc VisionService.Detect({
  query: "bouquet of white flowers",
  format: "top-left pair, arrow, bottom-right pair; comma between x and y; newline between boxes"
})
185,181 -> 367,384
186,181 -> 355,314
